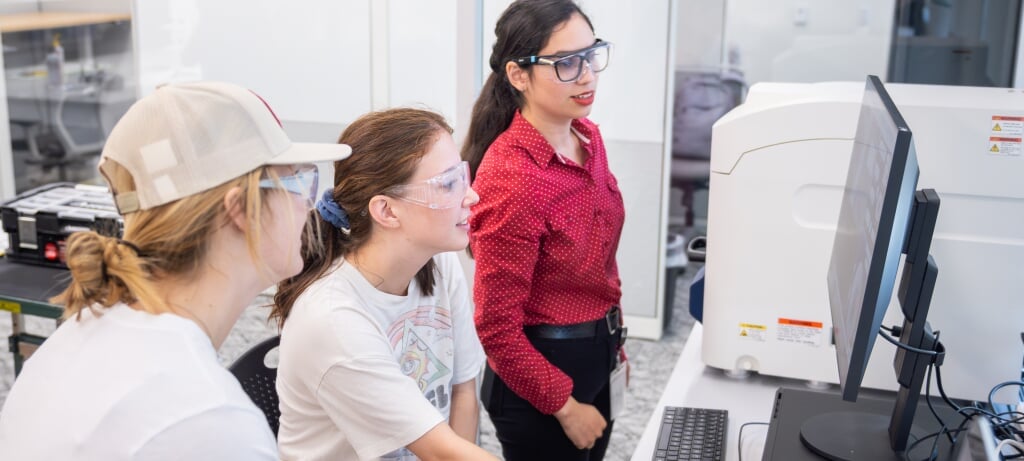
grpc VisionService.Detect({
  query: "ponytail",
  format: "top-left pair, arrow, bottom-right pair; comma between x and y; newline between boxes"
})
271,211 -> 344,329
51,232 -> 165,320
462,71 -> 521,180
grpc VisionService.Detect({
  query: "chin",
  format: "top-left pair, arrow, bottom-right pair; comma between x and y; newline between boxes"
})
447,236 -> 470,252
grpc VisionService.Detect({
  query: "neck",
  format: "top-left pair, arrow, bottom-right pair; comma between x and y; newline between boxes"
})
347,235 -> 433,296
520,106 -> 576,153
140,228 -> 269,350
156,264 -> 264,350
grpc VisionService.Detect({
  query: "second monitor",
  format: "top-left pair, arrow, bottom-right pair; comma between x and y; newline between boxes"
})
764,75 -> 947,460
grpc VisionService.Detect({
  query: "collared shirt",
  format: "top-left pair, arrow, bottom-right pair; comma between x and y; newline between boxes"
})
470,111 -> 625,414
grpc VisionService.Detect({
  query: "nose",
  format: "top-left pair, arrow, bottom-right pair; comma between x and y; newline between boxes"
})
464,185 -> 480,207
575,60 -> 595,84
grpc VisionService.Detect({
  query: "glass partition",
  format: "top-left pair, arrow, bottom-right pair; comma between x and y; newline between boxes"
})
2,12 -> 135,193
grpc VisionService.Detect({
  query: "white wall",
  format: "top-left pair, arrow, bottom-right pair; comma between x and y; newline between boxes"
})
40,0 -> 130,14
674,0 -> 726,70
0,0 -> 39,14
133,0 -> 373,142
0,36 -> 12,201
387,0 -> 457,123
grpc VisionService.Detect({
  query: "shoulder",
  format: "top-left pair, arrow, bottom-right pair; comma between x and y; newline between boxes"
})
481,134 -> 535,173
288,264 -> 375,324
136,405 -> 277,460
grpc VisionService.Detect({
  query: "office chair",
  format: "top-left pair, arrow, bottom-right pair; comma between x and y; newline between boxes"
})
228,335 -> 282,438
670,70 -> 745,229
21,84 -> 110,182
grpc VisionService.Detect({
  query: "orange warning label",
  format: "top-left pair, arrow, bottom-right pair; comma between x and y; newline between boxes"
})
988,135 -> 1023,156
778,318 -> 823,328
991,116 -> 1024,140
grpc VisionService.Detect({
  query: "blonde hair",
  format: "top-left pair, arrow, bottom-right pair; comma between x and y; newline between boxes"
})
52,160 -> 287,320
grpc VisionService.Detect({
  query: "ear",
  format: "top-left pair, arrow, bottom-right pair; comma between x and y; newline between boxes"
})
366,195 -> 402,229
506,60 -> 530,93
223,186 -> 247,232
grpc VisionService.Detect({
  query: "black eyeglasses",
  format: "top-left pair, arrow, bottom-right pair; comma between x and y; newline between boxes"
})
512,39 -> 613,83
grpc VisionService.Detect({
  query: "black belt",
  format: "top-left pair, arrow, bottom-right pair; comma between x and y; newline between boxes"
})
524,306 -> 626,345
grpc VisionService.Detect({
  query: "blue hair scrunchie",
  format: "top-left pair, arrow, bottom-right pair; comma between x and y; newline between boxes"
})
316,189 -> 350,233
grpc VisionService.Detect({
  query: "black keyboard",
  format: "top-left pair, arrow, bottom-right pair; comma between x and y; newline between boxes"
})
651,406 -> 727,461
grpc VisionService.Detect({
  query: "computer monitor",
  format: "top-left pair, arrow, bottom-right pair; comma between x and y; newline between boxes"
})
827,74 -> 922,401
800,75 -> 944,459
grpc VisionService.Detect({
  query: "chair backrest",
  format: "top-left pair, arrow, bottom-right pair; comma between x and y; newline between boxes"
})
228,335 -> 281,438
672,70 -> 746,160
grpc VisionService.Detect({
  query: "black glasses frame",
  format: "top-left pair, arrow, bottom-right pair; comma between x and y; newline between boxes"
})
512,39 -> 612,83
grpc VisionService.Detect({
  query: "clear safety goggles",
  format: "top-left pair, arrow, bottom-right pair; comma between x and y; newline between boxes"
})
259,164 -> 319,207
388,161 -> 471,210
513,39 -> 612,83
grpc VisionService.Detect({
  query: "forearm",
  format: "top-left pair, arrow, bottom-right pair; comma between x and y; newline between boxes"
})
448,380 -> 479,443
408,422 -> 498,461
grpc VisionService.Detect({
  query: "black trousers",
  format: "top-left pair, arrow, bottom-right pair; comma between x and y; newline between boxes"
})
482,329 -> 622,461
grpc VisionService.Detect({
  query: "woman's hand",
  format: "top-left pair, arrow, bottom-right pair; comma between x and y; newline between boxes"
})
553,396 -> 607,450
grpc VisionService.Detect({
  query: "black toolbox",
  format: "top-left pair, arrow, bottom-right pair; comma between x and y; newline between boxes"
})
1,182 -> 122,268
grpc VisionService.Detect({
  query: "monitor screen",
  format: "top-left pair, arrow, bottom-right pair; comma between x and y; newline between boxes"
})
827,75 -> 920,402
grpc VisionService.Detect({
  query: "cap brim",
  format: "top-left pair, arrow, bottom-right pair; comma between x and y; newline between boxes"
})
267,142 -> 352,165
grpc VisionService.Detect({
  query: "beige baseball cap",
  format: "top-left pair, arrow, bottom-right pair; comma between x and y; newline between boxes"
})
99,81 -> 351,213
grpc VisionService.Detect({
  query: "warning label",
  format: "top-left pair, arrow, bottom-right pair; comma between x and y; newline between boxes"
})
992,116 -> 1024,137
989,136 -> 1022,156
739,322 -> 767,342
989,116 -> 1023,156
777,318 -> 823,346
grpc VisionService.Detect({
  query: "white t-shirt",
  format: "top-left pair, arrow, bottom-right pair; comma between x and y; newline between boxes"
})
0,303 -> 278,461
277,252 -> 486,461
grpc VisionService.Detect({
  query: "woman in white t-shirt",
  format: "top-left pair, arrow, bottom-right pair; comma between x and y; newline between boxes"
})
272,108 -> 495,461
0,81 -> 351,460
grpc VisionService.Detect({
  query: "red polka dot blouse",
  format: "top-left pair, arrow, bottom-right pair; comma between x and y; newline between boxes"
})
469,111 -> 625,415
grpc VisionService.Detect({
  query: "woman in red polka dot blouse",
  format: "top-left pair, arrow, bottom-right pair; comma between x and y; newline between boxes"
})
462,1 -> 626,459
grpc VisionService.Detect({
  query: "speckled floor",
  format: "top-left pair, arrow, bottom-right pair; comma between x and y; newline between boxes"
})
0,244 -> 700,461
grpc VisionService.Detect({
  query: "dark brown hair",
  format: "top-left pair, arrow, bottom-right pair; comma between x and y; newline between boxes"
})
271,108 -> 453,328
461,0 -> 594,179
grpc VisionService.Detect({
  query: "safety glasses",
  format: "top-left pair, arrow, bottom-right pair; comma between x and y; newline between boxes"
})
388,161 -> 471,210
259,165 -> 319,207
513,39 -> 612,83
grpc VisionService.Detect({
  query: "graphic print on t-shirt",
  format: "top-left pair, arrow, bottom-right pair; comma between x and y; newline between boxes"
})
386,305 -> 455,411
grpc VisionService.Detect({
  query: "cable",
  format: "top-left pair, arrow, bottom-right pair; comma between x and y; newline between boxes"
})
904,426 -> 946,461
933,363 -> 963,413
922,362 -> 954,444
997,438 -> 1024,456
989,381 -> 1024,418
878,329 -> 941,357
737,421 -> 769,461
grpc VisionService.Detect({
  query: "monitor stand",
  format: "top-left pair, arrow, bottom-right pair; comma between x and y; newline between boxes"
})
762,387 -> 959,461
